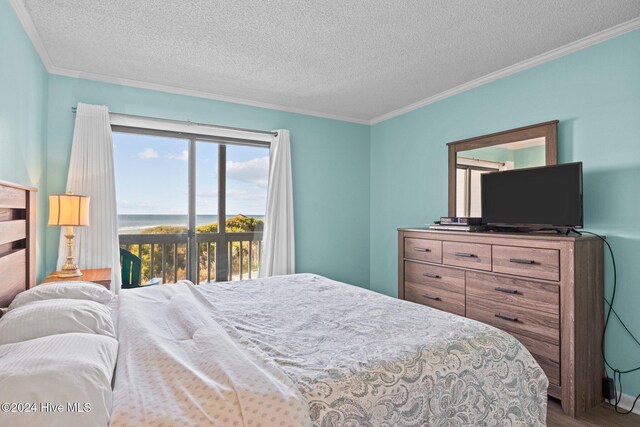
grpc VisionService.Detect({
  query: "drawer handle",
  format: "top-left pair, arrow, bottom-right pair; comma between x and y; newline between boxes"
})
423,294 -> 442,301
495,287 -> 520,295
495,313 -> 518,322
509,258 -> 535,265
423,273 -> 441,279
454,252 -> 477,258
414,247 -> 431,252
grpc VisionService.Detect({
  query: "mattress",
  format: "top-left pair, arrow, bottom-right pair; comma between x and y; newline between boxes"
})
111,274 -> 547,426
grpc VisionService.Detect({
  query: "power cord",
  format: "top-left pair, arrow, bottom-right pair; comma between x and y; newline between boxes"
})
580,230 -> 640,415
605,299 -> 640,348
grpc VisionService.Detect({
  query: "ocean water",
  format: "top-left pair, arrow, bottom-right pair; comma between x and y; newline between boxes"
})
118,214 -> 264,233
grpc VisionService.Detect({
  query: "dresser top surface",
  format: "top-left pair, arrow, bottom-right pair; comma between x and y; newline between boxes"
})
398,227 -> 601,242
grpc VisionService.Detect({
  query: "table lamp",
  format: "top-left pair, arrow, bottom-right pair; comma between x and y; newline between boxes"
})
48,193 -> 90,277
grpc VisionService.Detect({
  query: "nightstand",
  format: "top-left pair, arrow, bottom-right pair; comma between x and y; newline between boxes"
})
42,268 -> 112,290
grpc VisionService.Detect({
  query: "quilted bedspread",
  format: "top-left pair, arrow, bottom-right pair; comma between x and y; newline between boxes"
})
109,281 -> 311,427
197,273 -> 548,426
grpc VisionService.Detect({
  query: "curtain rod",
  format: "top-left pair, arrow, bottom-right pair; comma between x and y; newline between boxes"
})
70,107 -> 278,137
457,156 -> 505,166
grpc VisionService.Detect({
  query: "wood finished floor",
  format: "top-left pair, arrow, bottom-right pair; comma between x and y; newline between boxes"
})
548,399 -> 640,426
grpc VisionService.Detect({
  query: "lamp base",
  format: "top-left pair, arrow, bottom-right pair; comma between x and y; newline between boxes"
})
58,228 -> 83,278
56,269 -> 83,278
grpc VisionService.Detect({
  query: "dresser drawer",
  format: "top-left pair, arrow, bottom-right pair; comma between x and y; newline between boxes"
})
404,238 -> 442,263
466,295 -> 559,345
466,272 -> 559,316
507,329 -> 560,363
442,242 -> 491,271
405,281 -> 465,316
493,245 -> 560,281
501,328 -> 560,386
533,354 -> 561,388
405,261 -> 465,294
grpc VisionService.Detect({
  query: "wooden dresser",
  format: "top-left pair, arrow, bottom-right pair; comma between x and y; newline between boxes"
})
398,228 -> 604,417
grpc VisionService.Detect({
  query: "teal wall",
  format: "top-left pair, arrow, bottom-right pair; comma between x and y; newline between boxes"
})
514,145 -> 546,168
371,30 -> 640,395
45,76 -> 371,288
0,1 -> 48,280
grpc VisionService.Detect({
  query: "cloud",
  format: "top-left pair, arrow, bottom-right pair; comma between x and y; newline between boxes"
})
227,188 -> 264,202
166,150 -> 188,161
226,156 -> 269,187
225,188 -> 266,213
137,148 -> 159,160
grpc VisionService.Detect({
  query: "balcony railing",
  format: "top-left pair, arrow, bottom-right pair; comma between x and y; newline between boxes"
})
119,232 -> 263,284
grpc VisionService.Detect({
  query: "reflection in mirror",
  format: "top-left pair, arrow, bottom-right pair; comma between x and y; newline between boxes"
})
455,137 -> 546,217
447,120 -> 557,217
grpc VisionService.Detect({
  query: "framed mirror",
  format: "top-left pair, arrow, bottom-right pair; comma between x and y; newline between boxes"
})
447,120 -> 558,217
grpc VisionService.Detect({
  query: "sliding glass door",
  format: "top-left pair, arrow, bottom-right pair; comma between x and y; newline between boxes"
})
113,128 -> 268,284
224,144 -> 268,280
112,131 -> 190,283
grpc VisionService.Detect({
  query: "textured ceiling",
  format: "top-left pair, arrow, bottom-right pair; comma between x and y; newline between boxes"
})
18,1 -> 640,122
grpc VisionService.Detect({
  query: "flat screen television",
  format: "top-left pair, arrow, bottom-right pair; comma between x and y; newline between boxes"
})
481,162 -> 583,229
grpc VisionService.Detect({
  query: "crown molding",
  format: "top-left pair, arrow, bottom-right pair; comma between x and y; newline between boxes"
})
370,17 -> 640,125
10,0 -> 640,127
8,0 -> 369,125
47,65 -> 370,125
8,0 -> 53,69
47,66 -> 369,125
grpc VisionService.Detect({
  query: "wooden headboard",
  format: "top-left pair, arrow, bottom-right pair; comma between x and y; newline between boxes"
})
0,180 -> 37,308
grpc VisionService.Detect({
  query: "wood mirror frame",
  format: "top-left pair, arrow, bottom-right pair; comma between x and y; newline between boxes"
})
447,120 -> 558,217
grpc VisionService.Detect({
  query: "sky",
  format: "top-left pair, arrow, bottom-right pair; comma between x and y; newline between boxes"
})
112,132 -> 268,216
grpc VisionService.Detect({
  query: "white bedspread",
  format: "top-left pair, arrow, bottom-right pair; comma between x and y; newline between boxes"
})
198,274 -> 548,426
109,281 -> 311,427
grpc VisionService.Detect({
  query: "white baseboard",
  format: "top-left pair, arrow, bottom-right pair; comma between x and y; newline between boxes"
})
607,391 -> 640,415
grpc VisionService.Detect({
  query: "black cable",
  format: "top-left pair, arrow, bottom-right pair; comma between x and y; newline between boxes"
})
613,370 -> 640,414
586,232 -> 640,374
604,298 -> 640,348
579,230 -> 640,414
579,231 -> 618,372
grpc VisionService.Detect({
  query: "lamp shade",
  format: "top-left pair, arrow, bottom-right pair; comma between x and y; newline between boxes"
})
48,194 -> 90,226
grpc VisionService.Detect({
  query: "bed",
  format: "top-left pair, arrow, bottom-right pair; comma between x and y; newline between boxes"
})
0,180 -> 37,306
0,180 -> 548,426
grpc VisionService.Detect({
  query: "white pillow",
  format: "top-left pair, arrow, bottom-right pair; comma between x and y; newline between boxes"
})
9,281 -> 112,310
0,299 -> 116,345
0,333 -> 117,427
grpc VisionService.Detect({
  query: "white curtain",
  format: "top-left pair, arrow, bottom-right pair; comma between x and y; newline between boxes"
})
57,103 -> 121,291
259,129 -> 295,277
